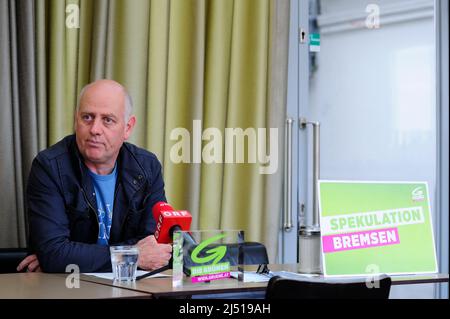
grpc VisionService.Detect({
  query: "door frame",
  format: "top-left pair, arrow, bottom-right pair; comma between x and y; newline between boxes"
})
435,0 -> 449,299
280,0 -> 304,263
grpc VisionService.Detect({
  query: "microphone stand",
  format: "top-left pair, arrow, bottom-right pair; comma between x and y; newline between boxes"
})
135,259 -> 191,280
136,263 -> 171,280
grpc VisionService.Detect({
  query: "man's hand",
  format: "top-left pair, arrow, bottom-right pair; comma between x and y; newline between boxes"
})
17,254 -> 42,272
136,235 -> 172,270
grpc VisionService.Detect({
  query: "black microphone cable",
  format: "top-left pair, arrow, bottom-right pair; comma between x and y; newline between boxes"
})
136,263 -> 171,280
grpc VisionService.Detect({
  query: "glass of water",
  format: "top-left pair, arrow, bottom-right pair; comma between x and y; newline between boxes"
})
110,245 -> 139,281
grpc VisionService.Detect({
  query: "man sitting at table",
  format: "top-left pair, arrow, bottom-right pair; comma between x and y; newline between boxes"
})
17,79 -> 172,273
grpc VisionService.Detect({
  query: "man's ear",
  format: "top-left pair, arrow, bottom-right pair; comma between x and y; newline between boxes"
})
124,115 -> 136,140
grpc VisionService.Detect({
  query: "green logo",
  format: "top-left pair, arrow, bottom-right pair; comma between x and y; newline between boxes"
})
191,234 -> 227,265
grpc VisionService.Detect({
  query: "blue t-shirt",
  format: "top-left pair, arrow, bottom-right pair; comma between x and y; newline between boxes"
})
88,165 -> 118,245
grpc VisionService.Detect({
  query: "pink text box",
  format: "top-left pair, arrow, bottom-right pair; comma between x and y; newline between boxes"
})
191,272 -> 231,283
322,227 -> 400,253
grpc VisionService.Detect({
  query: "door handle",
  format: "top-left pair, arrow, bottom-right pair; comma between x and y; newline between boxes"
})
300,118 -> 320,227
284,118 -> 294,231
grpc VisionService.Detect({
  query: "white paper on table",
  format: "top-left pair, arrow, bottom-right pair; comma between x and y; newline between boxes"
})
83,270 -> 171,280
230,271 -> 272,283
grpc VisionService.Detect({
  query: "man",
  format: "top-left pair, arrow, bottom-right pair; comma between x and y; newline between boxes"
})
17,79 -> 172,272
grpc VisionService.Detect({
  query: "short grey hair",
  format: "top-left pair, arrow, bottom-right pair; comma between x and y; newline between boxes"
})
76,81 -> 133,121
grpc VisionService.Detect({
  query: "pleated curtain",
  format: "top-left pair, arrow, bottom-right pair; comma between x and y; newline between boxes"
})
0,0 -> 289,261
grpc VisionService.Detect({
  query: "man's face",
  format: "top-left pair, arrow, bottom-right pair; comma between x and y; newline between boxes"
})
75,81 -> 135,169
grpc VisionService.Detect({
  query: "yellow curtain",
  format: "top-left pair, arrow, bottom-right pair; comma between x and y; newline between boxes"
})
37,0 -> 289,261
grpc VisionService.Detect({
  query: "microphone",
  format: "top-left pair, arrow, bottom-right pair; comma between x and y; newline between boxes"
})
136,202 -> 194,280
152,201 -> 193,244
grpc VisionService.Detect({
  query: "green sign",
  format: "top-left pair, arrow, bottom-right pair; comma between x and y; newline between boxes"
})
188,233 -> 231,283
189,233 -> 230,281
310,33 -> 320,45
191,234 -> 227,264
319,181 -> 438,277
309,33 -> 320,52
172,230 -> 243,287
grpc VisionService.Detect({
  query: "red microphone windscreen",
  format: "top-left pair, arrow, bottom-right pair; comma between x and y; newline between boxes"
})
152,202 -> 192,243
152,201 -> 174,217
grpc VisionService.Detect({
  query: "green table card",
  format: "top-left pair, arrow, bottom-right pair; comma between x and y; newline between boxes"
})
172,230 -> 244,287
318,181 -> 438,277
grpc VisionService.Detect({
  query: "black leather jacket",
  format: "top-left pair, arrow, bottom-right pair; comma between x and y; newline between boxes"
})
27,134 -> 166,272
